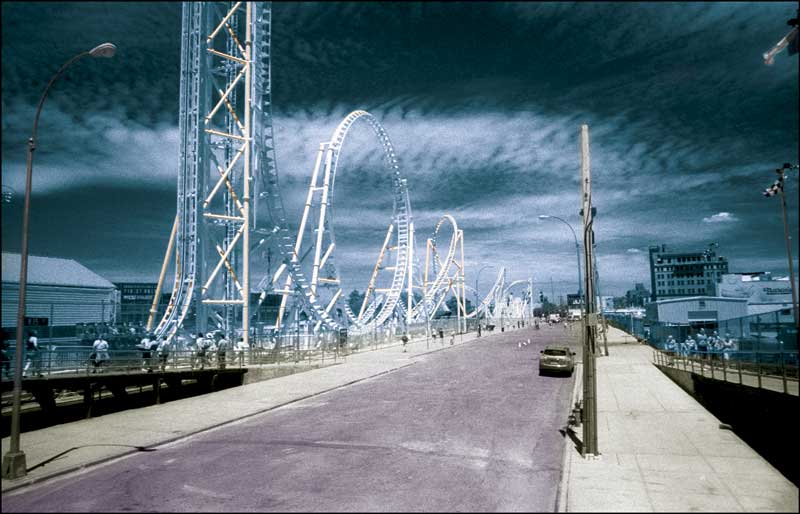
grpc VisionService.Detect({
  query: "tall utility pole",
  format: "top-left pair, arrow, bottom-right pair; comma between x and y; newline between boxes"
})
774,164 -> 799,368
777,168 -> 799,332
580,124 -> 599,457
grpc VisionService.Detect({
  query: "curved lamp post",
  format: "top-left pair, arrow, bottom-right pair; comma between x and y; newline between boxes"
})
2,43 -> 117,480
538,215 -> 583,306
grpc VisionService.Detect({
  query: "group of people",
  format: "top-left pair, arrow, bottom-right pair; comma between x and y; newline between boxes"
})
137,333 -> 172,372
188,331 -> 249,370
133,330 -> 252,372
665,328 -> 737,360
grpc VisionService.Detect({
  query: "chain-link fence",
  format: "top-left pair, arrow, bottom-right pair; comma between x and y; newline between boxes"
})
604,308 -> 798,393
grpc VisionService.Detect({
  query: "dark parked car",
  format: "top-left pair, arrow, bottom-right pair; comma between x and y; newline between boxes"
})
539,345 -> 575,376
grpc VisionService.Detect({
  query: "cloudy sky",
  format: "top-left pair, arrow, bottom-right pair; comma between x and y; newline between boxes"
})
2,2 -> 798,301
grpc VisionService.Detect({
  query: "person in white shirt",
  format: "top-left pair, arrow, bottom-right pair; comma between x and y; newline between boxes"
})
722,333 -> 735,361
92,336 -> 110,372
197,333 -> 212,370
23,330 -> 41,377
665,335 -> 676,353
234,337 -> 249,366
138,333 -> 154,372
216,332 -> 229,369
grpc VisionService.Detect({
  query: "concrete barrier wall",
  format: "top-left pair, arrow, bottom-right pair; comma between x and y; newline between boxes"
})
242,364 -> 322,385
655,364 -> 799,486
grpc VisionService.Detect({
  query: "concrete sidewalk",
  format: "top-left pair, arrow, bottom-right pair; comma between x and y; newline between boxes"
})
1,327 -> 502,492
559,326 -> 799,512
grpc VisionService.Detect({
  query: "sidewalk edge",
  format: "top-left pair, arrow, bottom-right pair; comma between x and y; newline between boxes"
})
556,361 -> 583,513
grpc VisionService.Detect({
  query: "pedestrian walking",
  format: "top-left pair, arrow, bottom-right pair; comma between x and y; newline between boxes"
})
157,337 -> 170,371
216,332 -> 229,369
197,333 -> 211,370
1,339 -> 11,380
234,336 -> 248,366
190,333 -> 203,369
450,331 -> 455,346
723,333 -> 735,361
138,333 -> 154,372
401,333 -> 409,353
23,330 -> 42,378
92,335 -> 110,373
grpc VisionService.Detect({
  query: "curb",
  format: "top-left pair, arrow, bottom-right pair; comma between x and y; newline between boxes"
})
556,360 -> 583,513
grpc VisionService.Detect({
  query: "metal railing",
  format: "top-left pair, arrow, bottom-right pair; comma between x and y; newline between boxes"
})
652,348 -> 799,396
1,316 -> 535,382
0,346 -> 343,381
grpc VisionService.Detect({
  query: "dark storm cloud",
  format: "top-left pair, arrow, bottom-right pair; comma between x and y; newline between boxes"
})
2,2 -> 797,297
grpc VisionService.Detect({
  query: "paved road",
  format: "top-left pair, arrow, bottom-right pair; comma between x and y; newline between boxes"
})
3,325 -> 580,512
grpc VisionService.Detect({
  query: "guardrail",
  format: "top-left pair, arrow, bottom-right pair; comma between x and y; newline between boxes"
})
1,317 -> 535,381
0,346 -> 345,381
652,348 -> 799,396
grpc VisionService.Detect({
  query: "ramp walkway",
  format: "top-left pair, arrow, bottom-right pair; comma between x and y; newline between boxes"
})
559,326 -> 798,512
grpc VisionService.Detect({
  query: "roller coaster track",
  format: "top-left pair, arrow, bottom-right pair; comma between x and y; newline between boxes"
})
276,110 -> 412,335
154,2 -> 329,342
152,2 -> 524,341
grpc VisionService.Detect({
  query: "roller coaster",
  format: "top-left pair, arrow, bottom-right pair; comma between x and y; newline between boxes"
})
147,2 -> 533,346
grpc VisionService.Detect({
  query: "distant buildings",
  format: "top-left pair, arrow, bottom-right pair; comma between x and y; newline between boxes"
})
612,283 -> 650,309
114,282 -> 171,326
566,293 -> 583,319
716,272 -> 797,317
648,244 -> 728,302
598,296 -> 614,311
626,283 -> 650,307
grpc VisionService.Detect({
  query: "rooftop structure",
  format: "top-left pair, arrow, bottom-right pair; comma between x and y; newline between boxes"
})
2,253 -> 115,289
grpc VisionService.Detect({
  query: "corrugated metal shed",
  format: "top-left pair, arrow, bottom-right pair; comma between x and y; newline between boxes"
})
646,296 -> 748,323
2,253 -> 117,332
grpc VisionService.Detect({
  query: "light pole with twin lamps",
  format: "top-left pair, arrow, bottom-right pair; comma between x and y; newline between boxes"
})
2,43 -> 117,480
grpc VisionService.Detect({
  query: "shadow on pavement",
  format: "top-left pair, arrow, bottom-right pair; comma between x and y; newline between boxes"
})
27,444 -> 157,473
559,427 -> 583,455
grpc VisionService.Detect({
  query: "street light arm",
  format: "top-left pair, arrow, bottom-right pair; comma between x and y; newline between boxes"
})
547,215 -> 579,247
30,51 -> 91,144
540,214 -> 583,302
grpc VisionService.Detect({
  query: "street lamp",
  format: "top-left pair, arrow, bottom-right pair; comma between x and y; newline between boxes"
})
2,42 -> 117,480
538,215 -> 583,307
